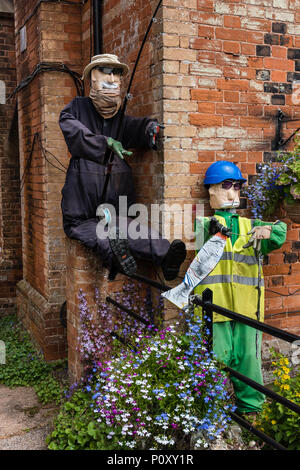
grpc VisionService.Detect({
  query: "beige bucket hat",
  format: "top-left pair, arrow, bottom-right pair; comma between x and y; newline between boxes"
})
82,54 -> 129,80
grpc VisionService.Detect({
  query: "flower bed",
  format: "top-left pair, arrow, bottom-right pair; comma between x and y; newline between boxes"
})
48,283 -> 236,450
257,351 -> 300,450
89,316 -> 235,450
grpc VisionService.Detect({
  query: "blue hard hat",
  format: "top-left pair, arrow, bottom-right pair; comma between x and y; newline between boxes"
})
204,161 -> 247,185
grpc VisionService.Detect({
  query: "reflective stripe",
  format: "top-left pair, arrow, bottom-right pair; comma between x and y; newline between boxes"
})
233,275 -> 265,287
234,253 -> 258,265
200,274 -> 264,287
201,275 -> 232,285
221,252 -> 232,261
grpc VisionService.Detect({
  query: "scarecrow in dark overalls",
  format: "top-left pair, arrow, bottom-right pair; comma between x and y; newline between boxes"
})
59,54 -> 186,280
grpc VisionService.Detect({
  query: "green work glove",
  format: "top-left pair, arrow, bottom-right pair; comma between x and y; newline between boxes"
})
107,137 -> 133,160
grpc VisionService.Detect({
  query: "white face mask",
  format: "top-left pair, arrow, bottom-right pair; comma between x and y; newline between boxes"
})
208,182 -> 240,210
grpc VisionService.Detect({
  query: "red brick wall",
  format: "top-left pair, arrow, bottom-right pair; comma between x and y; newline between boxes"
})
65,0 -> 165,380
0,10 -> 22,316
65,0 -> 300,379
66,239 -> 129,382
12,0 -> 300,376
14,0 -> 45,295
101,0 -> 163,206
14,0 -> 84,359
162,0 -> 300,336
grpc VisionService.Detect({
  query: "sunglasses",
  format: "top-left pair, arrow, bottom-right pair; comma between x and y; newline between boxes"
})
221,180 -> 243,191
96,66 -> 123,76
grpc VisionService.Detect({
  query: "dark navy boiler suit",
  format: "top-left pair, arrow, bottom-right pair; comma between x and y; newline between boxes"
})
59,96 -> 170,270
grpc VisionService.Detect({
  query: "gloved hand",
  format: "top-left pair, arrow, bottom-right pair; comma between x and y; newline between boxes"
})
243,225 -> 272,251
147,121 -> 165,150
209,217 -> 232,237
107,137 -> 133,160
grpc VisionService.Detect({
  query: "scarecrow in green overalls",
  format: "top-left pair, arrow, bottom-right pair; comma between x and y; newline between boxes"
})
194,161 -> 287,416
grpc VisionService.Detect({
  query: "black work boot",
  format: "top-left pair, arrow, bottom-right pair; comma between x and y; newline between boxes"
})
161,240 -> 186,281
108,226 -> 137,277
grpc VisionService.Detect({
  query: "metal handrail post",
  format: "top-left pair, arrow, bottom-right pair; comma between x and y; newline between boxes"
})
202,288 -> 213,353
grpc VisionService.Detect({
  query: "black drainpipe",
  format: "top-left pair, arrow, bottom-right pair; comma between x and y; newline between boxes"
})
93,0 -> 103,55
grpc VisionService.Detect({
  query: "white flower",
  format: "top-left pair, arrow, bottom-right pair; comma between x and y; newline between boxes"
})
125,441 -> 135,448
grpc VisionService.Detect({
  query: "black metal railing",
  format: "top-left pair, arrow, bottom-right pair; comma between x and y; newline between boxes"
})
191,288 -> 300,451
106,274 -> 300,450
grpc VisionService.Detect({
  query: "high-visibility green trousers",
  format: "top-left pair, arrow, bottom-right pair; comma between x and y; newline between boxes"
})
213,321 -> 265,413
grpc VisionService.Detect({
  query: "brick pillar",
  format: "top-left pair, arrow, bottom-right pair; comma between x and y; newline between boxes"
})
66,238 -> 130,383
14,0 -> 84,360
0,2 -> 22,317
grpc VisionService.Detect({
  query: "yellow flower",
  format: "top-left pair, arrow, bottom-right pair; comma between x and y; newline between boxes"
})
279,357 -> 289,366
271,420 -> 277,425
281,384 -> 290,391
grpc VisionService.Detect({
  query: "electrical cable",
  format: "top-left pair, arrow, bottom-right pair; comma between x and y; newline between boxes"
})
36,133 -> 67,173
266,287 -> 300,297
98,0 -> 163,204
20,131 -> 67,192
20,133 -> 38,192
42,147 -> 68,171
265,310 -> 300,319
8,62 -> 84,100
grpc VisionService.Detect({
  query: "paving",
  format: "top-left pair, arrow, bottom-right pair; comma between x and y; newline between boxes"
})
0,384 -> 261,451
0,384 -> 58,450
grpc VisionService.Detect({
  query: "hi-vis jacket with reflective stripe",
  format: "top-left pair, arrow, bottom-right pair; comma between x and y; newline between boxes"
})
194,215 -> 264,323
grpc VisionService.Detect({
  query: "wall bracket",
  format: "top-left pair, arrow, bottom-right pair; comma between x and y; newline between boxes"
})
272,109 -> 300,150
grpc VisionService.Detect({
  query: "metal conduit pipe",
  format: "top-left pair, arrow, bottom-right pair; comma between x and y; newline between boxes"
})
93,0 -> 103,55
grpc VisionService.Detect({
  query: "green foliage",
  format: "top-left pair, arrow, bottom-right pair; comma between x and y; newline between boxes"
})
34,375 -> 65,405
256,351 -> 300,450
244,136 -> 300,219
46,387 -> 120,450
47,317 -> 235,450
0,314 -> 66,405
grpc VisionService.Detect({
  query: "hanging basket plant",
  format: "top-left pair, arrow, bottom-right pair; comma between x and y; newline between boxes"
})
244,136 -> 300,222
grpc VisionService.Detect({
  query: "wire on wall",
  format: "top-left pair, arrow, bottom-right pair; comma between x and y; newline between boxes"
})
20,131 -> 67,193
8,62 -> 84,99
